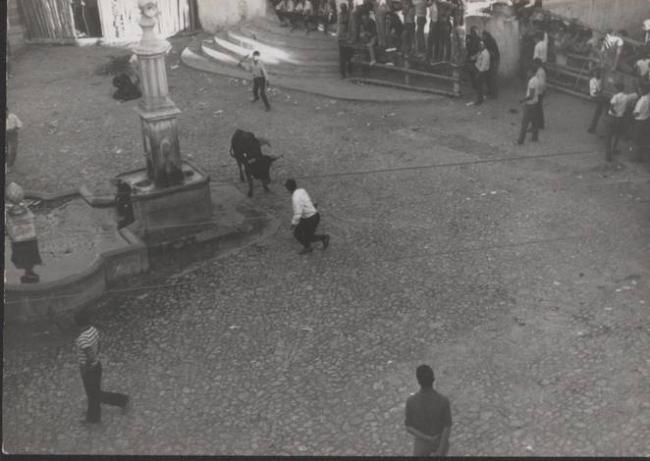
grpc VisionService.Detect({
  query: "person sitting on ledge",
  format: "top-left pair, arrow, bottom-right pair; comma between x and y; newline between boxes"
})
5,182 -> 42,284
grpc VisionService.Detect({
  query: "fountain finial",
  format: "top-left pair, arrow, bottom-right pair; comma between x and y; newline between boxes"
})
135,0 -> 169,55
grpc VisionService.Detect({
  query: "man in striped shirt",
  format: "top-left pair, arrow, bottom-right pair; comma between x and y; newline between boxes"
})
75,310 -> 129,423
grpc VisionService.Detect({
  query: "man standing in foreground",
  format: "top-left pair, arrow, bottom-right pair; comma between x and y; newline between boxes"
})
285,179 -> 330,255
240,50 -> 271,112
405,364 -> 452,456
75,311 -> 130,423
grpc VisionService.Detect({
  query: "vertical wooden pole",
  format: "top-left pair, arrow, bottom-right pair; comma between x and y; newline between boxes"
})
404,57 -> 410,86
452,66 -> 460,97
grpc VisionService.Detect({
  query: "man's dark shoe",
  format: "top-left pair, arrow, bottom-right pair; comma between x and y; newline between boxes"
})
587,128 -> 596,134
265,106 -> 271,112
251,98 -> 259,103
299,247 -> 313,255
322,235 -> 330,250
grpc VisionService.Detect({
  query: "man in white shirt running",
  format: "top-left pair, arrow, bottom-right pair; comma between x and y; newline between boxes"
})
285,178 -> 330,255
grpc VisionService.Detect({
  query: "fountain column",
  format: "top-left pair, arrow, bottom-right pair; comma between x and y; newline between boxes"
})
111,0 -> 212,243
134,0 -> 183,188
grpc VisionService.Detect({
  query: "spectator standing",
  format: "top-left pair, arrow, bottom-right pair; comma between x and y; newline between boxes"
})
275,0 -> 289,26
240,51 -> 271,112
402,0 -> 416,57
404,365 -> 452,457
285,179 -> 330,255
360,12 -> 379,65
426,0 -> 438,62
474,40 -> 490,105
5,108 -> 23,171
605,82 -> 637,162
435,0 -> 453,61
635,51 -> 650,82
466,26 -> 481,65
450,0 -> 466,64
644,19 -> 650,45
482,30 -> 500,98
74,310 -> 130,424
632,84 -> 650,162
516,67 -> 540,145
600,30 -> 623,72
533,30 -> 548,63
587,68 -> 606,134
534,57 -> 546,129
414,0 -> 430,56
337,3 -> 353,78
376,0 -> 389,49
6,182 -> 42,284
303,0 -> 316,33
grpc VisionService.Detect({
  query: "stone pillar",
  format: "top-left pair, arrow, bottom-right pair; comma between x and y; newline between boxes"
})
134,0 -> 184,188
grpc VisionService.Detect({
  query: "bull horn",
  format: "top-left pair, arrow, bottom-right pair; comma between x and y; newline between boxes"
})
257,137 -> 271,147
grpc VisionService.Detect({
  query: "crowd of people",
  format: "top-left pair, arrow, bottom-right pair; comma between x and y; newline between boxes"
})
518,7 -> 650,159
273,1 -> 473,75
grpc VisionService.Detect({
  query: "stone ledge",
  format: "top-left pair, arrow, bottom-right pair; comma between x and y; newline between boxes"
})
4,227 -> 148,324
4,204 -> 277,324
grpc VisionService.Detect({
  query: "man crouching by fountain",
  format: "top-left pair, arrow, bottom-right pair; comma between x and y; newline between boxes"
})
6,182 -> 42,283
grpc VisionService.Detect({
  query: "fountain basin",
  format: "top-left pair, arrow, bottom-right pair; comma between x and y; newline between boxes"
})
116,160 -> 213,244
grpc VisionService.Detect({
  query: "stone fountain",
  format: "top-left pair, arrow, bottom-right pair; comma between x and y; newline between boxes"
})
116,0 -> 212,243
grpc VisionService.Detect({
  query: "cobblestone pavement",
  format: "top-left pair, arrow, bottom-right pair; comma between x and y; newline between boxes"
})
3,42 -> 650,456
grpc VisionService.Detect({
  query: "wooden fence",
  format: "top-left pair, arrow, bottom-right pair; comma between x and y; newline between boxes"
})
20,0 -> 77,43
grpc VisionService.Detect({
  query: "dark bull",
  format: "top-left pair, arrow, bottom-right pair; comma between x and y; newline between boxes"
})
230,129 -> 281,197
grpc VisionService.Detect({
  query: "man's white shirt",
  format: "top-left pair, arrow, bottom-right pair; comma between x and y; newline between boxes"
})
291,188 -> 317,225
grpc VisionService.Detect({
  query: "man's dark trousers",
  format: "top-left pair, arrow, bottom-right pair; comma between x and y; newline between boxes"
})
518,104 -> 539,144
475,70 -> 488,103
434,20 -> 451,61
338,43 -> 353,77
416,16 -> 427,53
537,93 -> 545,129
253,77 -> 271,110
588,95 -> 608,133
488,59 -> 499,97
81,362 -> 128,423
294,213 -> 325,249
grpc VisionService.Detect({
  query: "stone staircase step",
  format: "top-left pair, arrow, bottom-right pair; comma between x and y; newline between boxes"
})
212,35 -> 282,65
239,22 -> 338,51
201,41 -> 338,77
251,15 -> 334,43
200,43 -> 239,65
227,30 -> 339,62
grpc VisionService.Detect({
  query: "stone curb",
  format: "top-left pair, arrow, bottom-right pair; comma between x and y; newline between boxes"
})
4,200 -> 278,324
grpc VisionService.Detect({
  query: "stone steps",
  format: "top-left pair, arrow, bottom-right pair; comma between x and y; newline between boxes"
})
239,21 -> 338,51
197,19 -> 340,78
226,29 -> 339,62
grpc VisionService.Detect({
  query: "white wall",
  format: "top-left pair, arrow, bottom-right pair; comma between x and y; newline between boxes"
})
197,0 -> 267,33
543,0 -> 650,40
